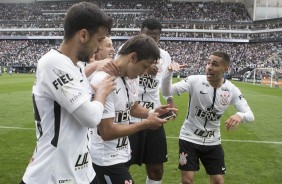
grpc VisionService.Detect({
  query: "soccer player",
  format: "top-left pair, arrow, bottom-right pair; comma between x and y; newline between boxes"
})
89,34 -> 177,184
83,36 -> 117,81
125,19 -> 181,184
162,51 -> 255,184
20,3 -> 116,184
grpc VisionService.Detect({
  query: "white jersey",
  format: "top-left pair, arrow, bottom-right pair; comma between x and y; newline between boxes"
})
130,48 -> 172,122
23,49 -> 95,184
171,75 -> 253,145
89,71 -> 138,166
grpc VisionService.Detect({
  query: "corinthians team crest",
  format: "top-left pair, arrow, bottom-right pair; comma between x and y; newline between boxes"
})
220,92 -> 230,105
179,152 -> 188,166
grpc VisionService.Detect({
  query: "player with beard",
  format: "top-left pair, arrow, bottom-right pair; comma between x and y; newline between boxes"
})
20,3 -> 116,184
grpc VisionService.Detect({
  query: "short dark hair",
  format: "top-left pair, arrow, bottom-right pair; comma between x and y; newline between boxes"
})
211,51 -> 230,66
63,2 -> 112,41
141,19 -> 162,32
119,34 -> 160,62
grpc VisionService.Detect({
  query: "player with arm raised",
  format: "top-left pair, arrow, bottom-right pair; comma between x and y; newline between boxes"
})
163,51 -> 254,184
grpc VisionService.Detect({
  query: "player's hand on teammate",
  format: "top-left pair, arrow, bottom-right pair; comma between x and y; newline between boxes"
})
95,58 -> 120,76
225,114 -> 242,131
91,75 -> 116,96
167,62 -> 187,71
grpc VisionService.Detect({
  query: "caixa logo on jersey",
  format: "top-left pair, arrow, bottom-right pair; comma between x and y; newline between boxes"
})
139,75 -> 159,89
194,106 -> 222,121
75,152 -> 89,171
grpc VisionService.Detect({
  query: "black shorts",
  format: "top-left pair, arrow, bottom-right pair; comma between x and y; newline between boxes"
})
178,139 -> 226,175
126,125 -> 167,166
92,162 -> 134,184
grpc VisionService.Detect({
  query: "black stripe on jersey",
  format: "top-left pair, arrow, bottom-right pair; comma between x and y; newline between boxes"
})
203,88 -> 217,144
32,94 -> 41,121
51,101 -> 61,147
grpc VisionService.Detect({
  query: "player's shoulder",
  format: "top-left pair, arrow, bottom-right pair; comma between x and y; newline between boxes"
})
222,79 -> 241,92
160,48 -> 170,57
90,71 -> 108,84
39,49 -> 71,67
187,75 -> 205,81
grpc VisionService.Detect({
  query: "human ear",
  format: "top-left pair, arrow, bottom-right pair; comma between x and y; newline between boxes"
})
79,29 -> 89,43
129,52 -> 137,63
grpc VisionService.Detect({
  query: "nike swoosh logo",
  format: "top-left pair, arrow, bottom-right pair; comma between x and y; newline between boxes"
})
222,167 -> 226,170
200,91 -> 208,94
115,88 -> 121,94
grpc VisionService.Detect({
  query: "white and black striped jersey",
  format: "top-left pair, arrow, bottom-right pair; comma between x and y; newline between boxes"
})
130,48 -> 172,122
168,75 -> 254,145
22,49 -> 96,184
89,71 -> 139,166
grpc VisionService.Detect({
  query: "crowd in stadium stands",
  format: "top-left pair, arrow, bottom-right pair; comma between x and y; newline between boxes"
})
1,40 -> 281,77
0,0 -> 282,77
0,1 -> 251,22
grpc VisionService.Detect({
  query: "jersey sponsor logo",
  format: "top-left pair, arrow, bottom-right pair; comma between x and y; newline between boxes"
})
75,152 -> 89,171
138,101 -> 154,109
202,82 -> 210,87
194,129 -> 215,138
179,152 -> 188,166
139,75 -> 159,89
221,86 -> 229,92
58,179 -> 73,184
70,92 -> 82,103
195,106 -> 222,121
116,136 -> 128,150
239,94 -> 245,100
52,73 -> 74,90
220,92 -> 230,105
115,109 -> 130,123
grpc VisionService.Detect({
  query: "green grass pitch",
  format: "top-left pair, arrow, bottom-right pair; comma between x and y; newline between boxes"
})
0,73 -> 282,184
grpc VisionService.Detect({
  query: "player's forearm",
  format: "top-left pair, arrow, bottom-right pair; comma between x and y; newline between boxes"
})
161,70 -> 173,97
99,121 -> 148,141
236,109 -> 255,123
73,101 -> 104,128
130,103 -> 150,119
84,62 -> 98,77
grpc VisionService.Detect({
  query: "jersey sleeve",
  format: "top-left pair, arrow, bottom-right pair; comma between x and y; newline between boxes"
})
37,54 -> 91,113
171,75 -> 195,95
160,50 -> 173,100
231,85 -> 255,123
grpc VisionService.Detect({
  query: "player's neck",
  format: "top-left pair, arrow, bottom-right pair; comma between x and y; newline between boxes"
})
58,41 -> 78,65
114,56 -> 128,77
209,78 -> 224,88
